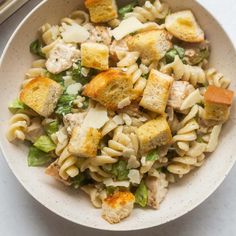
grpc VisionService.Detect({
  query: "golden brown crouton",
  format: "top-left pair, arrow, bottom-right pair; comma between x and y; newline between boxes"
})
102,191 -> 135,224
204,85 -> 234,123
68,126 -> 101,158
136,116 -> 172,154
83,69 -> 134,110
20,77 -> 63,117
81,42 -> 109,70
127,30 -> 172,62
85,0 -> 118,23
165,10 -> 204,43
139,69 -> 174,114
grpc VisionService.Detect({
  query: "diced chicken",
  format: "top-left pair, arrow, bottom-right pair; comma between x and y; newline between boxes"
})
168,81 -> 195,111
63,112 -> 87,135
85,24 -> 112,46
110,37 -> 129,56
25,118 -> 44,143
45,160 -> 71,186
145,173 -> 168,209
102,191 -> 135,224
46,43 -> 80,74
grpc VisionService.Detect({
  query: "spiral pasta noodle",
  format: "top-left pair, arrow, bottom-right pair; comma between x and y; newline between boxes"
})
117,51 -> 147,96
124,0 -> 169,23
6,114 -> 31,142
51,127 -> 69,156
173,118 -> 199,156
23,59 -> 47,87
81,185 -> 107,208
61,10 -> 89,26
161,55 -> 206,86
206,68 -> 231,89
101,126 -> 138,158
167,153 -> 206,177
57,146 -> 79,180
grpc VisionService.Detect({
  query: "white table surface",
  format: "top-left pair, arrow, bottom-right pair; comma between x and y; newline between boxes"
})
0,1 -> 235,235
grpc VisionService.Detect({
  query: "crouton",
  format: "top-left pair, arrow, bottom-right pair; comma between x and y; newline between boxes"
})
140,69 -> 174,114
165,10 -> 204,43
81,42 -> 109,70
168,81 -> 195,111
68,126 -> 101,158
136,116 -> 172,153
83,69 -> 134,110
85,0 -> 118,23
20,77 -> 63,117
127,30 -> 172,62
204,85 -> 234,123
102,191 -> 135,224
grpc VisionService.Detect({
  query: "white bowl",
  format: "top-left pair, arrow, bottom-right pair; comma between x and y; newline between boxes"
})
0,0 -> 236,231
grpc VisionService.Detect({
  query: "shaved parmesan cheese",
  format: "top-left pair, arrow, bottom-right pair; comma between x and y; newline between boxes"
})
82,103 -> 109,129
103,178 -> 130,187
113,115 -> 124,125
63,75 -> 75,87
66,83 -> 82,95
112,17 -> 144,40
117,97 -> 131,109
61,23 -> 90,43
128,169 -> 141,184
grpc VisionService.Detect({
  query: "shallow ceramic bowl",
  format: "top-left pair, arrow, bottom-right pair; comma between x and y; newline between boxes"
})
0,0 -> 236,231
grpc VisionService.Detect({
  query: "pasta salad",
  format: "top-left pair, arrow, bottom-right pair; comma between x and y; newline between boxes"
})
6,0 -> 234,224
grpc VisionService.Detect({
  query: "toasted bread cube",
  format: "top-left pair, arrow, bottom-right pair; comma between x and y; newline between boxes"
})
140,69 -> 173,114
83,69 -> 134,110
127,30 -> 172,62
68,126 -> 101,158
85,0 -> 118,23
136,116 -> 172,153
20,77 -> 63,117
165,10 -> 204,43
81,42 -> 109,70
204,85 -> 234,123
102,191 -> 135,224
168,81 -> 195,111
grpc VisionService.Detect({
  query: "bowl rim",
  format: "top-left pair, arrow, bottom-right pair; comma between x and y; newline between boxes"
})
0,0 -> 236,231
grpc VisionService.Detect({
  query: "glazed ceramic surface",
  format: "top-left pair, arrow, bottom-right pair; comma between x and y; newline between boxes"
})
0,0 -> 235,231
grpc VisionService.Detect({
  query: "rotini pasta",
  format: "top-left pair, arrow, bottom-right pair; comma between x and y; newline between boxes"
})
6,114 -> 30,142
124,0 -> 169,23
206,68 -> 231,88
7,0 -> 234,224
23,59 -> 47,87
161,56 -> 206,86
57,146 -> 79,180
